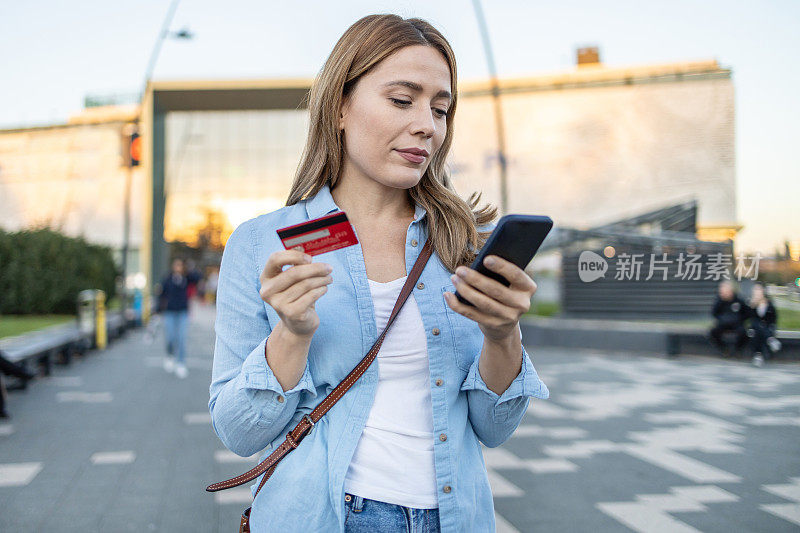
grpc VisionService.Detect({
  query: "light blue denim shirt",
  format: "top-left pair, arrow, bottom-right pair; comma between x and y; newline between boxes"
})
208,182 -> 549,532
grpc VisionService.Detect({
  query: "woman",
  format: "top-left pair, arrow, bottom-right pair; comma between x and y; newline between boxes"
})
209,14 -> 549,532
747,282 -> 779,367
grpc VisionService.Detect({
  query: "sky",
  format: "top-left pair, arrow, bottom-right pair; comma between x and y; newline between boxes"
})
1,0 -> 798,256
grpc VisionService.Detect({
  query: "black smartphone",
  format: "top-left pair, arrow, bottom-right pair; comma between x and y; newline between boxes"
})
455,214 -> 554,307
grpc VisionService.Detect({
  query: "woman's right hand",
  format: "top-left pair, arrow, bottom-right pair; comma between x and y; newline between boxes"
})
259,247 -> 333,338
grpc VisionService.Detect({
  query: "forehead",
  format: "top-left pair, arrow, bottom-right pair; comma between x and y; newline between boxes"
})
364,45 -> 451,96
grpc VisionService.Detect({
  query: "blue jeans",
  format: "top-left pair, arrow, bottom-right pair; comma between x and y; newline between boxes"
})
163,309 -> 188,364
344,493 -> 440,532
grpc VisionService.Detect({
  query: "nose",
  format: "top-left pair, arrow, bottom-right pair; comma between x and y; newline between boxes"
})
410,104 -> 437,139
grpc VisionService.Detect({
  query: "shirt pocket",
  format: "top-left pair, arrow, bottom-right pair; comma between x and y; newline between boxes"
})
440,284 -> 479,372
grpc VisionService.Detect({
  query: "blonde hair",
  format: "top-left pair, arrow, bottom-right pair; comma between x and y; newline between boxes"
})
285,13 -> 497,273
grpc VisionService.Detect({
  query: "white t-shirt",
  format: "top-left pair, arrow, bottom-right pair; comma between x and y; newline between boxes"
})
343,275 -> 439,509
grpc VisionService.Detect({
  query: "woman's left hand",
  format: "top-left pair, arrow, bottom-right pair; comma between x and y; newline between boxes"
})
444,255 -> 537,343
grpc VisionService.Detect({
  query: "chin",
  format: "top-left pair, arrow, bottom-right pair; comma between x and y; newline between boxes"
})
394,167 -> 426,187
371,171 -> 422,190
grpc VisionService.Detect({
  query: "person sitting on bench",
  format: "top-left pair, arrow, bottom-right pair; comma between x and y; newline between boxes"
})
709,280 -> 751,357
0,350 -> 37,419
746,282 -> 780,367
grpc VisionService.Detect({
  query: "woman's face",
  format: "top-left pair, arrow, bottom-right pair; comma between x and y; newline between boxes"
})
338,44 -> 452,189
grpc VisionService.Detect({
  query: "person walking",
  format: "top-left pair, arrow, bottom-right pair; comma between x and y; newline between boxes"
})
208,14 -> 549,533
157,258 -> 198,379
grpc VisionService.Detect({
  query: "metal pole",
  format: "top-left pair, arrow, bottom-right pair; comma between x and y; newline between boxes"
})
120,159 -> 133,319
135,0 -> 182,323
472,0 -> 509,215
141,0 -> 182,101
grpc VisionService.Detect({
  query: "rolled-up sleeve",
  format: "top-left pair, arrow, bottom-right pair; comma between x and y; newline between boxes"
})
208,220 -> 317,457
460,343 -> 549,448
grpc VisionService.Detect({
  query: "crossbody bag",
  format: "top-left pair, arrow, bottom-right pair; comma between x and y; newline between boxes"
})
206,236 -> 434,532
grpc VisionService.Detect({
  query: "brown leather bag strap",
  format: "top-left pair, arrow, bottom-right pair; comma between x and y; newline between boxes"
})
207,236 -> 434,496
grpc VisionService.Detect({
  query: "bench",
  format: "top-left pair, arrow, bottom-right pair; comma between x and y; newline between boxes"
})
665,324 -> 800,359
0,310 -> 129,377
520,315 -> 800,361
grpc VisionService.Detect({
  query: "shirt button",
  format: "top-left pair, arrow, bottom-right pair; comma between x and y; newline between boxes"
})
443,485 -> 452,493
432,328 -> 440,335
411,239 -> 418,247
435,378 -> 443,386
439,433 -> 447,442
417,282 -> 425,290
276,395 -> 285,403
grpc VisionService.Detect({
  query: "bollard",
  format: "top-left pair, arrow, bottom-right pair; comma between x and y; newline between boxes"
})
77,290 -> 98,349
95,290 -> 107,349
142,292 -> 151,326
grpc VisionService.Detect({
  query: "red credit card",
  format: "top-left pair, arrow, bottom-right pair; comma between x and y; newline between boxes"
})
276,211 -> 358,256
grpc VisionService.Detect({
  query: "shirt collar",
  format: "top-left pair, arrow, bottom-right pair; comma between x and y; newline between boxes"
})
304,181 -> 427,224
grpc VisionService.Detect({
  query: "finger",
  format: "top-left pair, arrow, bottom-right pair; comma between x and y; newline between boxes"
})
264,262 -> 331,302
283,274 -> 333,305
456,263 -> 531,312
263,247 -> 311,280
443,289 -> 507,327
286,285 -> 328,316
454,265 -> 517,309
481,255 -> 536,293
449,274 -> 517,323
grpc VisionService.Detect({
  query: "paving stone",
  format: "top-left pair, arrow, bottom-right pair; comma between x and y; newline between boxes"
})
1,301 -> 799,532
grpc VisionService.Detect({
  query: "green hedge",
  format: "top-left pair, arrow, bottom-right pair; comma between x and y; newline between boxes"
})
0,227 -> 119,315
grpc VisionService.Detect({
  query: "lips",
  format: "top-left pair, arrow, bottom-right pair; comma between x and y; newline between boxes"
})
395,147 -> 429,164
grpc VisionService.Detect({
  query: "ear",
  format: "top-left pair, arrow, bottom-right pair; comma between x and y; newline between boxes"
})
338,94 -> 350,130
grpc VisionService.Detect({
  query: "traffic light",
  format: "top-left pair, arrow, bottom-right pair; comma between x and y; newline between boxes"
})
121,124 -> 141,168
128,132 -> 141,167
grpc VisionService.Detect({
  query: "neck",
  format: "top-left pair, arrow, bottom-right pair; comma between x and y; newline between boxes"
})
330,171 -> 416,228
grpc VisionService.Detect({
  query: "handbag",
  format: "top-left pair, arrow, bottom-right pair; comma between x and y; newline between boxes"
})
206,237 -> 434,533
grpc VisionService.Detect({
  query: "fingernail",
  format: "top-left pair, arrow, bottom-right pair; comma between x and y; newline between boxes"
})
484,256 -> 496,266
305,254 -> 312,262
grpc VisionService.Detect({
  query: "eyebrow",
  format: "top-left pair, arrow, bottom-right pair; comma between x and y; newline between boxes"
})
382,80 -> 452,103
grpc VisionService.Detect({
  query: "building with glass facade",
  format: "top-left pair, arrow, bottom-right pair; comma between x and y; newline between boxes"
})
0,57 -> 738,308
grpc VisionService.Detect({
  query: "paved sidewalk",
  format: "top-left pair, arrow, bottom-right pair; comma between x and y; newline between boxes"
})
1,302 -> 799,532
0,302 -> 250,532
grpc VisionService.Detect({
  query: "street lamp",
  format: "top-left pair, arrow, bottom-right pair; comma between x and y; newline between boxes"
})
121,0 -> 192,321
140,0 -> 193,101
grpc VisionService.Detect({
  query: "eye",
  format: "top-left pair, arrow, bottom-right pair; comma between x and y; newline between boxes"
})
391,98 -> 449,119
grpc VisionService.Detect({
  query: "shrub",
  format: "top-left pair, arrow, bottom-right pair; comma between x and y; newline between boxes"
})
0,227 -> 119,315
